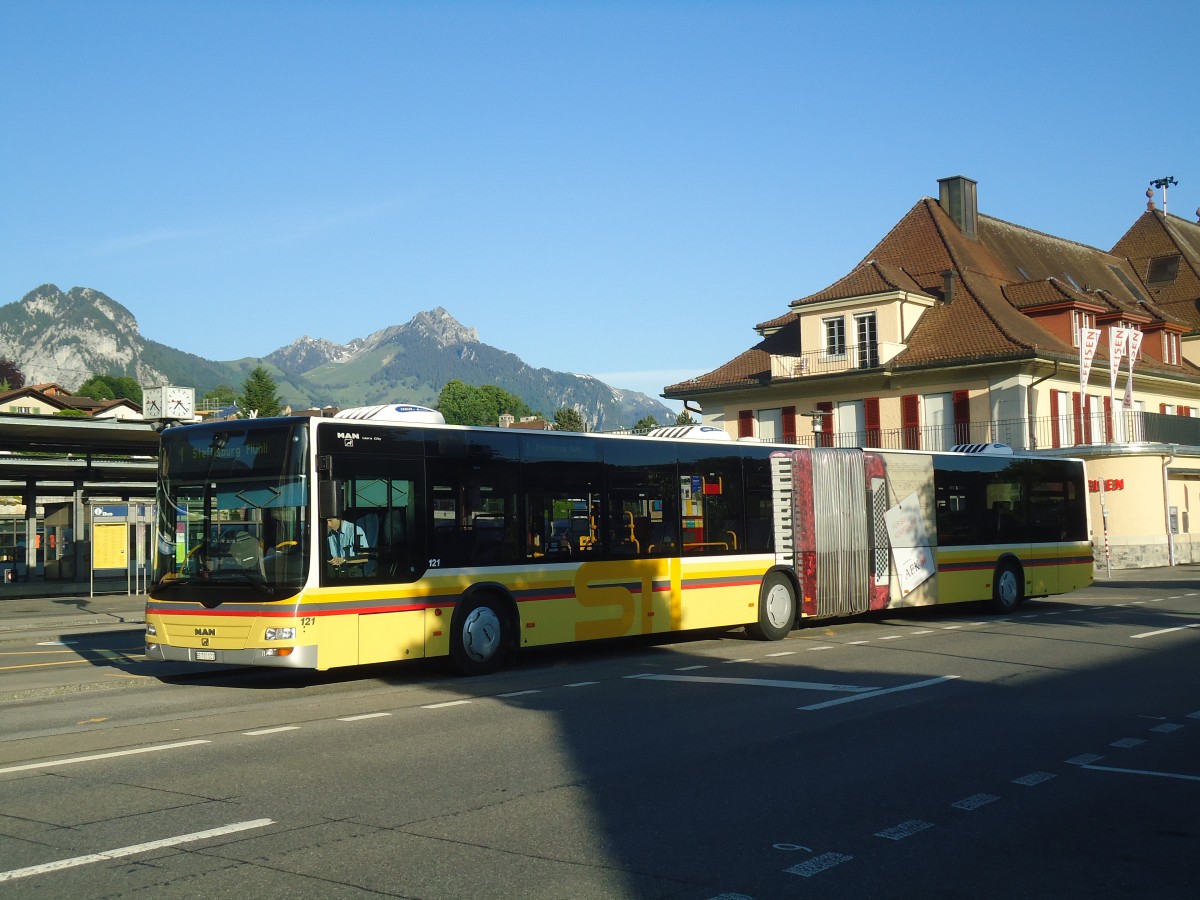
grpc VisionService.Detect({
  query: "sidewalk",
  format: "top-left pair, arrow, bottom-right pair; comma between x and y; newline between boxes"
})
0,581 -> 146,636
1,565 -> 1197,637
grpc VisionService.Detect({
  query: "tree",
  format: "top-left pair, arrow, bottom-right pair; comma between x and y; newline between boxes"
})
202,384 -> 238,407
553,407 -> 586,432
634,415 -> 659,432
675,410 -> 697,426
237,366 -> 282,417
76,376 -> 115,401
0,357 -> 26,392
77,375 -> 143,402
437,380 -> 532,426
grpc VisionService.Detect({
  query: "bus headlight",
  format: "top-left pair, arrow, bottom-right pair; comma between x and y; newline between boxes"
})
265,627 -> 296,641
145,623 -> 157,636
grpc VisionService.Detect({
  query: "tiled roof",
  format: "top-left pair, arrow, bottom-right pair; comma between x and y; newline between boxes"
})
667,189 -> 1200,397
788,260 -> 932,309
1112,210 -> 1200,331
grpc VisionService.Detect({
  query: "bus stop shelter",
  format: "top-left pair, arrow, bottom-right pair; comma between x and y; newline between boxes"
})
0,413 -> 159,585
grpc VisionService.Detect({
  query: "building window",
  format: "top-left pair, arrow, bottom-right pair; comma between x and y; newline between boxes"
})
855,312 -> 879,369
823,316 -> 846,357
1162,332 -> 1180,365
1071,310 -> 1096,347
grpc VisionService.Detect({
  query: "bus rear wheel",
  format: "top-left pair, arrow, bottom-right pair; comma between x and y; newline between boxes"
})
989,561 -> 1023,614
449,594 -> 512,676
746,572 -> 796,641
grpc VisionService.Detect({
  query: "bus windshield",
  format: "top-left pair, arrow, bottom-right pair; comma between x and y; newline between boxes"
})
153,421 -> 310,599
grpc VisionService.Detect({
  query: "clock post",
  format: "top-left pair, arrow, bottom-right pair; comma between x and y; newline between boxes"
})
142,385 -> 196,423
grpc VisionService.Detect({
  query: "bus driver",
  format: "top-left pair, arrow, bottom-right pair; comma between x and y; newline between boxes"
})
325,515 -> 370,574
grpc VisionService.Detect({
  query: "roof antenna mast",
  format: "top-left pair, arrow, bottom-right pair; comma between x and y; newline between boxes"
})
1150,176 -> 1178,214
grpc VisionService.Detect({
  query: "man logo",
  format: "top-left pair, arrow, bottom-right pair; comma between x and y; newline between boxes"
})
195,628 -> 216,636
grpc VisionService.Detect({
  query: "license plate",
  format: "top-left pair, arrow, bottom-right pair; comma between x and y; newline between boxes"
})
196,650 -> 216,661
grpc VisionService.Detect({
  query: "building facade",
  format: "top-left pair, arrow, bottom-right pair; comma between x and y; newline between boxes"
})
665,177 -> 1200,569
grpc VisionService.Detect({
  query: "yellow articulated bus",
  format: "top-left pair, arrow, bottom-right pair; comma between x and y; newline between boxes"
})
144,406 -> 1092,675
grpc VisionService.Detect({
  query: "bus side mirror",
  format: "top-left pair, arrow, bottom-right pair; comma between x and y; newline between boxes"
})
319,479 -> 343,519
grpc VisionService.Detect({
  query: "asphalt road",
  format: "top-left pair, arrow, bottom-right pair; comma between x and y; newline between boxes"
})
0,575 -> 1198,898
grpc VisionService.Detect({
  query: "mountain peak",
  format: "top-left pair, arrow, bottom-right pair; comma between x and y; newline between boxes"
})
400,307 -> 479,348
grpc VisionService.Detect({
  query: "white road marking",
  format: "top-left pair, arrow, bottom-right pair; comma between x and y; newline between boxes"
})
498,689 -> 541,697
766,650 -> 796,657
785,851 -> 854,877
565,681 -> 598,688
875,819 -> 934,840
1151,723 -> 1183,733
627,673 -> 878,693
421,700 -> 472,709
800,675 -> 960,711
1066,753 -> 1104,765
1131,623 -> 1200,639
675,665 -> 707,671
1078,763 -> 1200,782
1110,738 -> 1145,748
0,740 -> 210,775
952,793 -> 999,810
0,819 -> 274,883
1012,772 -> 1055,786
243,726 -> 300,736
337,712 -> 391,721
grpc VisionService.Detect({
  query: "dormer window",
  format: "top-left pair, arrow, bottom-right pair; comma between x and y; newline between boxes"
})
1162,332 -> 1180,366
1071,310 -> 1096,347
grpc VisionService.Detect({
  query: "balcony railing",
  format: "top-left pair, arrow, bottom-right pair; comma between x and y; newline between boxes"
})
770,342 -> 906,379
790,410 -> 1200,452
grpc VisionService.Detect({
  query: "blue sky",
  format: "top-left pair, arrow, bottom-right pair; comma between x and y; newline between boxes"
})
2,1 -> 1196,410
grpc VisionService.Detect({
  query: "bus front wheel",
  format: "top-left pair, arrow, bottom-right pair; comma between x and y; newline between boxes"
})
989,561 -> 1024,614
746,572 -> 796,641
450,594 -> 512,676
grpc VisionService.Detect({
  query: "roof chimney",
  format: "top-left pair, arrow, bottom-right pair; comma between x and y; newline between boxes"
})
942,270 -> 955,305
937,176 -> 978,239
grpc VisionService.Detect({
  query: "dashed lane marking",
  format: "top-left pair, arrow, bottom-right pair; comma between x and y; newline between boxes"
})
875,819 -> 934,840
0,740 -> 211,775
243,726 -> 300,736
1131,623 -> 1200,639
0,819 -> 274,883
785,851 -> 854,877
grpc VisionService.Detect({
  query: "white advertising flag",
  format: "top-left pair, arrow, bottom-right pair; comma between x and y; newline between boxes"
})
1079,327 -> 1101,396
1124,329 -> 1144,408
1109,326 -> 1128,395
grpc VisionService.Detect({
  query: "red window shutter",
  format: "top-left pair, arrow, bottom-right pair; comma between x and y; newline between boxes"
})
1103,395 -> 1113,442
782,405 -> 797,444
952,390 -> 971,444
737,409 -> 753,438
864,397 -> 881,448
901,394 -> 920,450
816,401 -> 833,447
1073,393 -> 1084,445
1050,391 -> 1061,449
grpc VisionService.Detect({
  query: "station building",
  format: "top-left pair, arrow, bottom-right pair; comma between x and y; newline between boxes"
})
665,176 -> 1200,569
